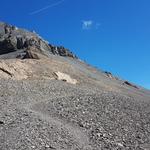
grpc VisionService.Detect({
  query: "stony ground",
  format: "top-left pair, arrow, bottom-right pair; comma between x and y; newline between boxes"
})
0,56 -> 150,150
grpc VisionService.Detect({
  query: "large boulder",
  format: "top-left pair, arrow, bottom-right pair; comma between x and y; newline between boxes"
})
0,37 -> 17,54
54,71 -> 78,84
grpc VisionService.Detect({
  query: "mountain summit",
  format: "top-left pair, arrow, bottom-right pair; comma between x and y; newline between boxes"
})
0,22 -> 77,59
0,22 -> 150,150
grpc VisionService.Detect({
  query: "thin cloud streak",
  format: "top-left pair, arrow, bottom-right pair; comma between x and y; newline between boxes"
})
29,0 -> 65,15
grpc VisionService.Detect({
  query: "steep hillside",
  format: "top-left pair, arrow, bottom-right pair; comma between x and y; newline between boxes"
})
0,22 -> 150,150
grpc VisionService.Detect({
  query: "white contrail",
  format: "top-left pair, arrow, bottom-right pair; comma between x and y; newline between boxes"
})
29,0 -> 65,15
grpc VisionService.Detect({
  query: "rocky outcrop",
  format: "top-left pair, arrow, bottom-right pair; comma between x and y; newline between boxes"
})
123,81 -> 138,89
104,71 -> 119,80
0,22 -> 77,59
49,45 -> 77,58
104,71 -> 139,89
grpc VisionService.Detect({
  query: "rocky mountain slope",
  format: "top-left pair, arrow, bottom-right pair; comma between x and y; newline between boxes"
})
0,22 -> 77,59
0,22 -> 150,150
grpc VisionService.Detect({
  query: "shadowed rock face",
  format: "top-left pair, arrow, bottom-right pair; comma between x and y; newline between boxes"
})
0,22 -> 77,59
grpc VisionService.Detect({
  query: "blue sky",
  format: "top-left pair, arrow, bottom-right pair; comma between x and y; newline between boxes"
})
0,0 -> 150,89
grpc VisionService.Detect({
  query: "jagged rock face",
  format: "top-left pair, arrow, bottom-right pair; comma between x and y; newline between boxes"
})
0,22 -> 77,59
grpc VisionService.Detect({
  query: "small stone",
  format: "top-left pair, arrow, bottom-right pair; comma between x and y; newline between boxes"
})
117,143 -> 124,147
31,145 -> 36,149
0,121 -> 4,125
45,144 -> 50,148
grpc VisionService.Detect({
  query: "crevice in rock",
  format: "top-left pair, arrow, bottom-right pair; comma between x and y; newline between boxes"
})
0,67 -> 13,77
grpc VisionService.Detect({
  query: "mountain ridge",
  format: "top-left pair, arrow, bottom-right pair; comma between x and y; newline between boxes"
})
0,21 -> 77,59
0,21 -> 145,90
